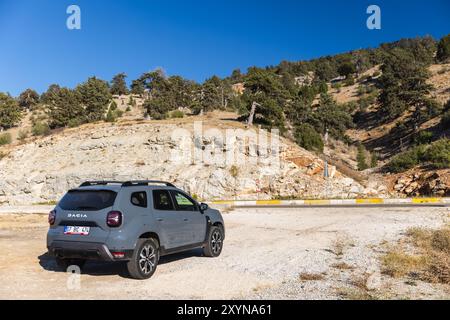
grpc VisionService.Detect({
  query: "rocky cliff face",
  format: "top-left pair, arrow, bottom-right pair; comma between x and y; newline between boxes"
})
0,119 -> 378,205
392,170 -> 450,197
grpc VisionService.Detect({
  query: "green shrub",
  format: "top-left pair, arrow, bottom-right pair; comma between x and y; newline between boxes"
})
18,130 -> 29,141
424,138 -> 450,169
357,144 -> 368,171
32,122 -> 50,136
317,81 -> 328,94
144,98 -> 170,120
105,109 -> 117,123
110,100 -> 118,111
105,109 -> 124,123
344,75 -> 355,86
170,110 -> 185,118
331,83 -> 342,91
294,124 -> 324,153
370,152 -> 379,168
67,118 -> 84,128
357,85 -> 366,96
437,34 -> 450,62
388,139 -> 450,172
415,131 -> 433,145
0,133 -> 12,146
441,111 -> 450,127
388,146 -> 425,173
444,100 -> 450,112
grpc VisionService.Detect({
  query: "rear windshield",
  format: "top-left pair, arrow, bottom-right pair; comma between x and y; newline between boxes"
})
59,190 -> 117,211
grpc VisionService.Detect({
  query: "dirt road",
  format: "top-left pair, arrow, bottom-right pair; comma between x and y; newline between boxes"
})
0,207 -> 448,300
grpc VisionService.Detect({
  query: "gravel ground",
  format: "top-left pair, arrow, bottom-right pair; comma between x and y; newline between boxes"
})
0,207 -> 448,300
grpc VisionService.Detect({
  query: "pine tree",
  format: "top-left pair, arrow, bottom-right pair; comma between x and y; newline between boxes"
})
40,84 -> 62,105
437,34 -> 450,63
294,124 -> 324,153
199,76 -> 223,113
378,48 -> 433,121
337,62 -> 356,78
130,79 -> 145,95
76,77 -> 112,122
18,89 -> 40,109
47,87 -> 84,128
307,93 -> 354,139
110,73 -> 129,96
240,67 -> 289,131
357,144 -> 369,171
370,152 -> 379,168
0,92 -> 22,129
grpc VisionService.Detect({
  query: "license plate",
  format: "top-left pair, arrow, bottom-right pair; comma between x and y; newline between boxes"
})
64,226 -> 90,236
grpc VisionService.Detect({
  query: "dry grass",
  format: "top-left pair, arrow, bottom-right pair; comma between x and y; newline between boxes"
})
381,251 -> 427,278
336,288 -> 376,300
330,235 -> 354,257
337,273 -> 393,300
349,273 -> 371,291
331,262 -> 355,270
135,160 -> 146,167
381,227 -> 450,284
299,272 -> 325,281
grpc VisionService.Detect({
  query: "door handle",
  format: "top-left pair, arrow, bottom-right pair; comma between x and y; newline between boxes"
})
157,218 -> 164,222
183,218 -> 189,222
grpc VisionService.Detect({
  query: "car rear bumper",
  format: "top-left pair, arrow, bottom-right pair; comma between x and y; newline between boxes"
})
48,241 -> 132,261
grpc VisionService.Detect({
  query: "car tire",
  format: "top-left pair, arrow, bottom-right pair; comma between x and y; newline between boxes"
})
127,238 -> 160,280
55,258 -> 86,271
203,225 -> 224,257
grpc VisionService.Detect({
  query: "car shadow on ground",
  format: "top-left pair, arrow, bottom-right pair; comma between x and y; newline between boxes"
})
38,248 -> 204,279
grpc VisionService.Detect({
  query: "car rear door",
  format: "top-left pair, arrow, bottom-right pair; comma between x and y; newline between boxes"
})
170,190 -> 207,245
151,190 -> 184,249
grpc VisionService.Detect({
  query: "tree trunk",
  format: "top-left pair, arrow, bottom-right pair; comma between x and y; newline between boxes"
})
248,102 -> 258,126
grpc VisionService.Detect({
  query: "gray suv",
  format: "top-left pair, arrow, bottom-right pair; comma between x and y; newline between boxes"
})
47,181 -> 225,279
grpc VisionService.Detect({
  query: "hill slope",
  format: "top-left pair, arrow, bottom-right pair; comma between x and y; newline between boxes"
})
0,112 -> 380,205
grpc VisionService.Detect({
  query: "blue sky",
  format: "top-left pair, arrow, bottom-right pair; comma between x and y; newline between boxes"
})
0,0 -> 449,96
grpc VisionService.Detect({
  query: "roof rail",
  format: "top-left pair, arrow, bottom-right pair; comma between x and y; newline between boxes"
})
79,181 -> 124,187
122,180 -> 176,188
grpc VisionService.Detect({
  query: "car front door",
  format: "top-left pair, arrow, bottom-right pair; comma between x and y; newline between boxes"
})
151,190 -> 184,249
170,191 -> 207,245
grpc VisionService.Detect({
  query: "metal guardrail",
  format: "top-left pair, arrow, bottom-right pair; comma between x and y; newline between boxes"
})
212,198 -> 450,207
0,198 -> 448,215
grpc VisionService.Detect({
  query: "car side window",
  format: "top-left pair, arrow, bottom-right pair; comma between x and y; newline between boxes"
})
171,191 -> 198,212
153,190 -> 175,211
131,191 -> 147,208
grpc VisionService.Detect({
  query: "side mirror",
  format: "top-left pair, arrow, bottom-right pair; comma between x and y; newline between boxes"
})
200,203 -> 209,212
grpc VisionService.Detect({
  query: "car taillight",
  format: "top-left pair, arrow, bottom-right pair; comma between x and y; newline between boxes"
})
107,211 -> 122,228
48,210 -> 56,225
112,252 -> 125,259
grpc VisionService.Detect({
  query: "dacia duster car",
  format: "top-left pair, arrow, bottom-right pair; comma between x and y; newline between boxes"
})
47,181 -> 225,279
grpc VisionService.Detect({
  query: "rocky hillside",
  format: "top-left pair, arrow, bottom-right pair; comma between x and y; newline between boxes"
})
1,36 -> 448,203
0,112 -> 381,205
328,63 -> 450,197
